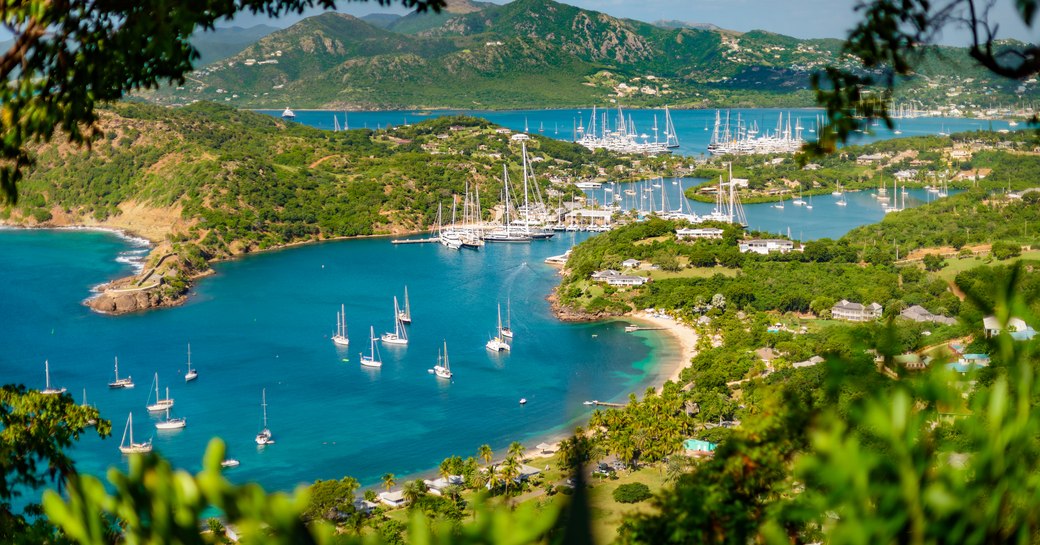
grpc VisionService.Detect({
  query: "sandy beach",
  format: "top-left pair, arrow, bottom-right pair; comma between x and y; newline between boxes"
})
625,311 -> 700,389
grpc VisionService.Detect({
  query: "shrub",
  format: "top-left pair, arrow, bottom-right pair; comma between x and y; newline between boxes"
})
991,240 -> 1022,260
612,482 -> 652,503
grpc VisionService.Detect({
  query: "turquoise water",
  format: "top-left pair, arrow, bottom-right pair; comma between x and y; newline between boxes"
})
265,107 -> 1015,157
1,228 -> 674,494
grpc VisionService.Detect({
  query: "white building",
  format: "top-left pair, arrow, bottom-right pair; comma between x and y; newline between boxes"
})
738,239 -> 794,254
677,227 -> 724,240
832,300 -> 883,322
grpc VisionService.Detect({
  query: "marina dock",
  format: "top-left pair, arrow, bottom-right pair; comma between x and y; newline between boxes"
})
391,238 -> 440,245
583,400 -> 625,408
624,325 -> 666,332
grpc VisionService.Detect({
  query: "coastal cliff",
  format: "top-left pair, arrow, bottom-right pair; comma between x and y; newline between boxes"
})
547,288 -> 629,322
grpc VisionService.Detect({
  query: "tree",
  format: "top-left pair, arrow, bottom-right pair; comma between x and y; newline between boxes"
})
0,385 -> 109,543
809,0 -> 1040,155
303,477 -> 360,521
477,444 -> 493,466
922,253 -> 947,271
401,479 -> 427,507
381,472 -> 396,493
0,0 -> 446,204
507,441 -> 526,462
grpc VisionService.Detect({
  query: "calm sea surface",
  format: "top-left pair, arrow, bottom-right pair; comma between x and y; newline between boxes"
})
1,107 -> 973,497
262,107 -> 1014,157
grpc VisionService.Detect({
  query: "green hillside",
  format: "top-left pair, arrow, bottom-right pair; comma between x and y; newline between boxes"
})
145,0 -> 1035,110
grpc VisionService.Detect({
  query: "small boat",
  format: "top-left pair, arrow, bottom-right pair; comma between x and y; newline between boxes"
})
519,398 -> 527,405
184,344 -> 198,382
155,406 -> 186,430
41,360 -> 66,395
332,304 -> 349,347
255,388 -> 274,445
792,191 -> 806,206
485,304 -> 511,352
773,197 -> 786,210
398,286 -> 412,325
119,413 -> 152,454
281,107 -> 295,120
501,298 -> 514,339
381,296 -> 409,345
146,374 -> 174,412
806,195 -> 814,210
108,357 -> 134,389
360,326 -> 382,368
836,193 -> 848,207
832,182 -> 844,197
221,459 -> 240,469
433,341 -> 453,379
82,389 -> 97,426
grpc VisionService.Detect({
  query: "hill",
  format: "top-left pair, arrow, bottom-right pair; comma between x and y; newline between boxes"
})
1,101 -> 599,313
191,24 -> 280,65
145,0 -> 1026,110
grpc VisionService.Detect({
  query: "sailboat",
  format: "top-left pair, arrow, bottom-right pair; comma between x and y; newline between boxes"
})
832,182 -> 844,197
155,406 -> 186,430
433,341 -> 453,379
381,296 -> 409,345
184,344 -> 198,382
539,121 -> 544,133
484,164 -> 533,243
485,304 -> 511,352
145,373 -> 174,412
82,389 -> 97,426
398,287 -> 412,325
108,357 -> 134,389
836,192 -> 848,207
360,326 -> 382,368
773,196 -> 786,210
806,194 -> 814,210
119,413 -> 153,454
501,298 -> 514,339
255,388 -> 274,445
792,190 -> 806,206
41,360 -> 66,395
332,304 -> 350,346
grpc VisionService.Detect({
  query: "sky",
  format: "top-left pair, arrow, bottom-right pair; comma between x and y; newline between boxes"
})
221,0 -> 1036,46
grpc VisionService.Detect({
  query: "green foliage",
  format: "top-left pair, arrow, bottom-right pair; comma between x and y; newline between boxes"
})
0,386 -> 109,543
922,253 -> 946,271
991,240 -> 1022,260
303,477 -> 360,521
612,483 -> 652,504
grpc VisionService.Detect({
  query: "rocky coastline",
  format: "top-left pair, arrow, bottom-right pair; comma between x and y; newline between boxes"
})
547,288 -> 627,322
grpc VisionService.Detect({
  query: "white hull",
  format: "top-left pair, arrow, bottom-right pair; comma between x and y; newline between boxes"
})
41,388 -> 67,395
255,429 -> 273,445
486,339 -> 511,352
184,370 -> 198,382
381,334 -> 407,345
147,400 -> 174,412
434,366 -> 452,379
501,329 -> 514,339
109,379 -> 134,389
360,356 -> 382,368
221,459 -> 240,468
119,443 -> 152,454
156,418 -> 186,430
332,335 -> 350,347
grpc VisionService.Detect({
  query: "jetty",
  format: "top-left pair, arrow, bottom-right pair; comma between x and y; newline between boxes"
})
624,324 -> 666,332
390,238 -> 439,245
582,400 -> 625,408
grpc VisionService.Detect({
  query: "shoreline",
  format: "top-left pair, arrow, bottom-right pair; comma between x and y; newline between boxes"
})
622,312 -> 698,390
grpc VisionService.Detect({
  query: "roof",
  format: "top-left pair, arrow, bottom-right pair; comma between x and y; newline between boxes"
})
519,464 -> 542,478
683,439 -> 717,452
379,490 -> 405,502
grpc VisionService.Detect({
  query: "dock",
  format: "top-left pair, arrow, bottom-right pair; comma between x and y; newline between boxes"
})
391,238 -> 440,245
582,400 -> 625,408
624,325 -> 666,332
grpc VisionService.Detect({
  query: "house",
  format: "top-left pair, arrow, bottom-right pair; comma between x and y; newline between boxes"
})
738,239 -> 794,254
683,439 -> 717,456
622,259 -> 642,269
592,269 -> 648,286
792,355 -> 825,369
378,490 -> 407,508
899,305 -> 957,325
353,497 -> 378,514
518,464 -> 542,481
894,353 -> 928,370
946,353 -> 991,373
564,209 -> 613,228
423,476 -> 464,496
510,133 -> 530,141
856,153 -> 887,165
677,227 -> 724,240
983,316 -> 1037,340
832,300 -> 883,322
494,127 -> 512,134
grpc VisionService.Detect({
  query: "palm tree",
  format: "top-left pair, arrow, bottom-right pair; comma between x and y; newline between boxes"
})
478,444 -> 493,466
507,441 -> 525,462
402,479 -> 427,507
381,472 -> 396,493
500,455 -> 521,496
439,458 -> 453,481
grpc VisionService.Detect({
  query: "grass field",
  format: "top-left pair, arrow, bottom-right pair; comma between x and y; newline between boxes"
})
934,249 -> 1040,283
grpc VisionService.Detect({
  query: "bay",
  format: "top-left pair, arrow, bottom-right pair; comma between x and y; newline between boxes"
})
263,107 -> 1015,157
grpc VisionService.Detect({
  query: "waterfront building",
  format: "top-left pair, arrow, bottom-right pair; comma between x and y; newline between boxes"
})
983,316 -> 1037,339
677,227 -> 724,240
683,439 -> 717,456
899,305 -> 957,325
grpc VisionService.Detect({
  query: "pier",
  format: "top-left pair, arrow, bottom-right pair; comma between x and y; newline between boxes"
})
624,325 -> 666,332
390,238 -> 440,245
583,400 -> 625,408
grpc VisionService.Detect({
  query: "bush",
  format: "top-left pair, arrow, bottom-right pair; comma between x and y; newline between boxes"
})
991,240 -> 1022,260
612,482 -> 652,503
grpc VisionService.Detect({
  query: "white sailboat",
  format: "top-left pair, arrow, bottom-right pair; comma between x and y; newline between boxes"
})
832,182 -> 844,197
773,196 -> 786,210
792,190 -> 806,206
381,296 -> 409,345
119,413 -> 153,454
145,373 -> 174,412
484,165 -> 532,243
41,360 -> 66,395
485,304 -> 511,352
806,194 -> 814,210
398,287 -> 412,324
82,389 -> 97,426
433,341 -> 453,379
501,298 -> 514,339
108,357 -> 134,389
255,388 -> 274,445
360,326 -> 382,368
332,304 -> 350,346
220,458 -> 240,469
836,192 -> 848,207
155,406 -> 186,430
184,344 -> 198,382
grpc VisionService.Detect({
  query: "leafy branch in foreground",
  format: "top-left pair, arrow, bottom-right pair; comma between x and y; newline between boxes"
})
808,0 -> 1039,155
0,0 -> 446,205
